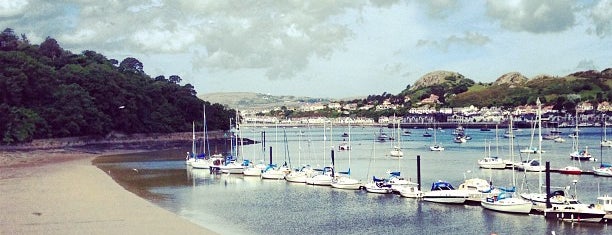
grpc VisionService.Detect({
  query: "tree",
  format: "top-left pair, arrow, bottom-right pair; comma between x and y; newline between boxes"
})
39,37 -> 63,60
169,75 -> 182,84
118,57 -> 144,74
1,106 -> 43,144
0,28 -> 19,51
154,75 -> 167,82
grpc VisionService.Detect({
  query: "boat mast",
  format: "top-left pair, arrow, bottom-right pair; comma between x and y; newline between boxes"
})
202,104 -> 207,156
537,97 -> 542,194
192,121 -> 196,156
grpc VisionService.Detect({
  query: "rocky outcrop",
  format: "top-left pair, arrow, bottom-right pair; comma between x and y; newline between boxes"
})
493,72 -> 528,86
410,71 -> 465,91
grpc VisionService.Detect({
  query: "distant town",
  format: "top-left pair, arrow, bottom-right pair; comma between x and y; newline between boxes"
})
239,98 -> 612,129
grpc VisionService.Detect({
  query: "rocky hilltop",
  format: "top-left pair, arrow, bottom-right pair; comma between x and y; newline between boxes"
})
409,71 -> 466,91
493,72 -> 528,86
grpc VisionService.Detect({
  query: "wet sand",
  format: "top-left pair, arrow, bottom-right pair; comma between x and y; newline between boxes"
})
0,149 -> 217,234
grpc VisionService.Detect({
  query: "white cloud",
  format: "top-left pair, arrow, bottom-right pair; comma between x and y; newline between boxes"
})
486,0 -> 576,33
591,0 -> 612,37
416,31 -> 490,52
0,0 -> 28,18
575,59 -> 597,70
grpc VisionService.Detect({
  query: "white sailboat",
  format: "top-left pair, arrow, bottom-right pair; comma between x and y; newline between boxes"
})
285,127 -> 316,183
331,121 -> 362,190
478,139 -> 506,169
569,110 -> 593,161
243,126 -> 267,176
514,108 -> 545,172
191,106 -> 214,169
429,123 -> 444,151
602,114 -> 612,147
481,112 -> 532,214
389,116 -> 404,157
364,133 -> 393,194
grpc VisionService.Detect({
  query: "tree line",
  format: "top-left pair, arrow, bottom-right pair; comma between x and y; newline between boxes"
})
0,28 -> 235,144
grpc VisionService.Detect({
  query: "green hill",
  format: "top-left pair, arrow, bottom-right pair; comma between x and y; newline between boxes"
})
0,28 -> 235,144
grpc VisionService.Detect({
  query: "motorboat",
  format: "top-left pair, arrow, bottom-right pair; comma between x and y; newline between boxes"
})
515,159 -> 545,172
478,157 -> 506,169
557,166 -> 582,175
521,190 -> 579,210
481,188 -> 533,214
544,203 -> 606,223
457,178 -> 495,203
422,181 -> 469,204
595,195 -> 612,217
570,147 -> 594,161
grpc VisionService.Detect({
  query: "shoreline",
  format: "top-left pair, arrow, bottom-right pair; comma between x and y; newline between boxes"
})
0,148 -> 217,234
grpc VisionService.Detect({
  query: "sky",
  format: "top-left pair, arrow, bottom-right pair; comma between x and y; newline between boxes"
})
1,0 -> 611,99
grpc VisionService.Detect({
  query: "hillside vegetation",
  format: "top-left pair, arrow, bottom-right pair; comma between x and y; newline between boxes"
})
0,28 -> 235,144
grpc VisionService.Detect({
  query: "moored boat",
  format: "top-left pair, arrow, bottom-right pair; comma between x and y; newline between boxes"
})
557,166 -> 582,175
478,157 -> 506,169
544,203 -> 606,223
481,188 -> 532,214
422,181 -> 468,204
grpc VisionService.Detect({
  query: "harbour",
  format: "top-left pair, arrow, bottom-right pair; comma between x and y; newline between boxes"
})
95,125 -> 612,234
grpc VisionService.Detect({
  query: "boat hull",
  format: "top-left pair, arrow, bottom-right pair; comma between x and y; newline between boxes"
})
331,177 -> 361,190
481,198 -> 532,214
544,207 -> 605,223
422,195 -> 467,204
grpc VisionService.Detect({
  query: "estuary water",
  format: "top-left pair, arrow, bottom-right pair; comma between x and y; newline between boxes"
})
95,125 -> 612,235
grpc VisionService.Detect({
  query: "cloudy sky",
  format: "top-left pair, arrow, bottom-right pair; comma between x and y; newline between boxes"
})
1,0 -> 611,98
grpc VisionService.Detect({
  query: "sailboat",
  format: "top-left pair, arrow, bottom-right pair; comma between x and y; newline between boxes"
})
389,116 -> 404,157
481,113 -> 532,214
261,127 -> 291,180
286,127 -> 317,183
602,114 -> 612,147
364,133 -> 393,194
220,117 -> 247,174
429,123 -> 444,151
478,140 -> 506,169
569,110 -> 594,161
305,120 -> 334,186
514,108 -> 545,172
331,121 -> 362,190
185,121 -> 197,166
243,129 -> 267,176
191,105 -> 214,169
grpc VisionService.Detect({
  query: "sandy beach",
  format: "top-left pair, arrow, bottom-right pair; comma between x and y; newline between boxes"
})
0,149 -> 217,235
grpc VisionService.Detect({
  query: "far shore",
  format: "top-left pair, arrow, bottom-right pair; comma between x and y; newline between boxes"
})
0,140 -> 218,234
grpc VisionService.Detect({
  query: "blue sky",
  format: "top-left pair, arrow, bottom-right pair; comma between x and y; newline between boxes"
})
1,0 -> 610,98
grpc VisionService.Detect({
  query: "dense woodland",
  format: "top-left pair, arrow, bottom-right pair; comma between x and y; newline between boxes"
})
0,28 -> 235,144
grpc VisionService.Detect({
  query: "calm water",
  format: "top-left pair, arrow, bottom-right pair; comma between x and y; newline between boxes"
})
96,126 -> 612,235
